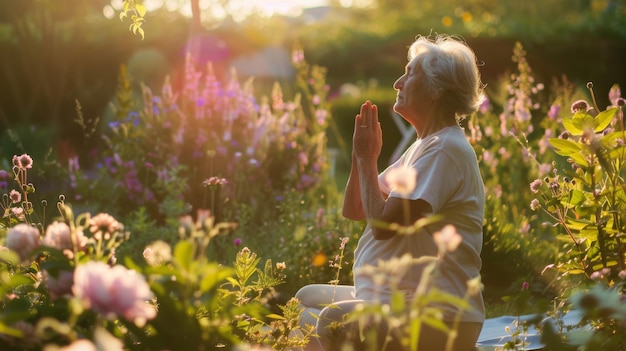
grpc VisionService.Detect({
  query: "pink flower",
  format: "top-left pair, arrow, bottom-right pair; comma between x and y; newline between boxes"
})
9,189 -> 21,204
202,176 -> 228,187
433,225 -> 462,253
12,154 -> 33,170
43,221 -> 73,251
5,223 -> 41,262
10,206 -> 24,219
89,213 -> 122,239
60,327 -> 124,351
59,339 -> 97,351
384,165 -> 417,196
530,198 -> 540,211
43,269 -> 74,300
590,267 -> 611,281
529,179 -> 543,194
72,262 -> 156,327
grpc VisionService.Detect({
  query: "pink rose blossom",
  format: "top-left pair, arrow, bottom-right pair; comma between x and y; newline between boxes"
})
72,262 -> 156,327
43,221 -> 73,251
60,339 -> 97,351
10,207 -> 25,221
43,269 -> 74,300
5,223 -> 41,262
89,213 -> 122,240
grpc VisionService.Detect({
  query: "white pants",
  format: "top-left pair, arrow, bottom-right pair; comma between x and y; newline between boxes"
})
295,284 -> 482,351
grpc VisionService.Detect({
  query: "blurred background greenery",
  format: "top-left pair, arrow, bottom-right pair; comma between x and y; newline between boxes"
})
1,0 -> 624,166
1,0 -> 625,315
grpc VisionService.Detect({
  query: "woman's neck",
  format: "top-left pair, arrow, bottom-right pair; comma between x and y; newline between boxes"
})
414,114 -> 457,137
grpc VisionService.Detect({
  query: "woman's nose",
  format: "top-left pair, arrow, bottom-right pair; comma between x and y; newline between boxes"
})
393,78 -> 403,90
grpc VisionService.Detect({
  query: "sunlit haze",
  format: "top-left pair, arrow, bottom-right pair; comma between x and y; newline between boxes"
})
104,0 -> 332,21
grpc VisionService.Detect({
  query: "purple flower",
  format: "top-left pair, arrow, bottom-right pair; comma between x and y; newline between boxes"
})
548,104 -> 560,120
608,84 -> 621,106
521,281 -> 529,290
233,238 -> 242,247
479,95 -> 490,114
590,267 -> 611,281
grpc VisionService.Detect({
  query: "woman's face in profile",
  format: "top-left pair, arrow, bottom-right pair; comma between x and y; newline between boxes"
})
393,56 -> 430,122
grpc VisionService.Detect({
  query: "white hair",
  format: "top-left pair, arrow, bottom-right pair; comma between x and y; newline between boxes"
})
408,34 -> 483,120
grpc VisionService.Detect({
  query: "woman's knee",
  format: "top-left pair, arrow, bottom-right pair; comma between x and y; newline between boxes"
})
295,284 -> 327,307
295,284 -> 355,307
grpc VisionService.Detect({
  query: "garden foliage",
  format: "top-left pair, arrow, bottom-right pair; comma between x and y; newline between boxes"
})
467,42 -> 626,349
2,35 -> 626,350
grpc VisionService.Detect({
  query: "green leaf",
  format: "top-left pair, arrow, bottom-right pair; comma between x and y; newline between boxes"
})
548,138 -> 589,167
549,138 -> 582,155
293,225 -> 306,241
565,219 -> 594,231
390,291 -> 406,314
174,240 -> 194,272
0,250 -> 20,265
225,276 -> 240,288
563,189 -> 585,208
266,313 -> 286,320
593,107 -> 617,133
200,264 -> 232,292
562,111 -> 594,136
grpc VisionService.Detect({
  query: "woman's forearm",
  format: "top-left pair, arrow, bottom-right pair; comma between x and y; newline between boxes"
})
356,157 -> 386,220
342,160 -> 365,220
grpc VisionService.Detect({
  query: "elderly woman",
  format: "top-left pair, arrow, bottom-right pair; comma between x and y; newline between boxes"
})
296,34 -> 485,351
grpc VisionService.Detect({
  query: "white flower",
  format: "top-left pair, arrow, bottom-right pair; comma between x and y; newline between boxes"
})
384,165 -> 417,196
143,240 -> 172,266
466,276 -> 483,297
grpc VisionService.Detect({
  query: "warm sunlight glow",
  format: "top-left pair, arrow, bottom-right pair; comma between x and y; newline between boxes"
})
126,0 -> 330,21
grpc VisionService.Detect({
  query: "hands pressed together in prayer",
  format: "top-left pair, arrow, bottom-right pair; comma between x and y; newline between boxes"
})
352,100 -> 382,162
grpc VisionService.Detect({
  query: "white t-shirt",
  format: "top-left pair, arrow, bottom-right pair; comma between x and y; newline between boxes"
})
353,125 -> 485,323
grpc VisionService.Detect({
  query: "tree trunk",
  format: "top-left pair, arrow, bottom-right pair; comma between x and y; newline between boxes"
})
190,0 -> 201,35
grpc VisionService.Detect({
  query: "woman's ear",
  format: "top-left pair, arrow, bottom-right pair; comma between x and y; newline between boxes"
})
430,87 -> 444,100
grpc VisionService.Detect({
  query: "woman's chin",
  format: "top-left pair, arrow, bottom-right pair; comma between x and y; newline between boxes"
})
392,103 -> 404,115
